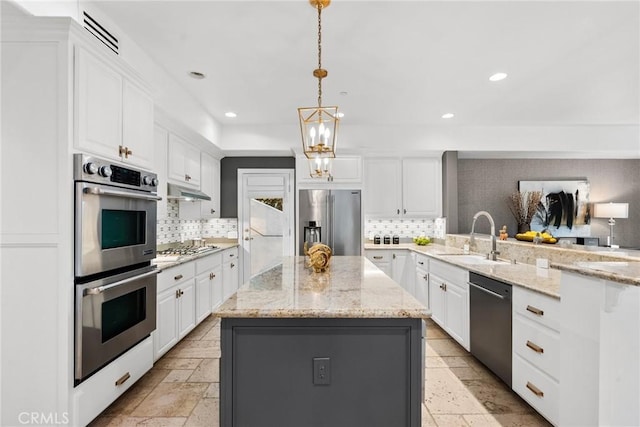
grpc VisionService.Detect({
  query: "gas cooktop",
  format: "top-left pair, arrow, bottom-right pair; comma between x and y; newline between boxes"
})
156,245 -> 220,261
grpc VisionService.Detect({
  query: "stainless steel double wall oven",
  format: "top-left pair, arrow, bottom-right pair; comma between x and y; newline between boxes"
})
74,154 -> 161,384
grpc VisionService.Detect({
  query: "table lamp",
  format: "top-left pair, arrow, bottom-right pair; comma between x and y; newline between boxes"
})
593,202 -> 629,248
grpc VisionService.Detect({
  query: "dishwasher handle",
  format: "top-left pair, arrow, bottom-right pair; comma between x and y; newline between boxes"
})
468,281 -> 507,300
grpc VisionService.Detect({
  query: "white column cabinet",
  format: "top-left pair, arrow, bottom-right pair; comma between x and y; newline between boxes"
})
154,125 -> 169,218
168,133 -> 201,187
76,47 -> 154,170
364,157 -> 442,218
201,152 -> 221,218
428,259 -> 469,351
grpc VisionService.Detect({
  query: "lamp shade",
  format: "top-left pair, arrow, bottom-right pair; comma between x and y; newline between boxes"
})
594,202 -> 629,219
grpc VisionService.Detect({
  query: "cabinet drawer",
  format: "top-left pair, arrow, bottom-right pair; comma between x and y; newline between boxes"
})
513,316 -> 560,381
222,247 -> 239,262
158,262 -> 195,293
196,252 -> 222,274
513,353 -> 559,425
365,250 -> 392,263
513,286 -> 560,331
414,253 -> 429,269
73,337 -> 153,426
429,258 -> 467,285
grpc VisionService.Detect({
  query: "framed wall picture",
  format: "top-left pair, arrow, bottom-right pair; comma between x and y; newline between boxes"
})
518,179 -> 591,237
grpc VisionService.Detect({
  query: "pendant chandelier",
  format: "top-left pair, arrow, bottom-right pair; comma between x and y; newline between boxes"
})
298,0 -> 339,177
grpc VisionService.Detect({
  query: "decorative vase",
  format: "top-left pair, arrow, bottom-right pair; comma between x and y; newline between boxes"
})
517,223 -> 530,234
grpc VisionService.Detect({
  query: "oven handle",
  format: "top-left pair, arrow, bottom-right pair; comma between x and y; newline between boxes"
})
83,186 -> 162,201
84,269 -> 160,295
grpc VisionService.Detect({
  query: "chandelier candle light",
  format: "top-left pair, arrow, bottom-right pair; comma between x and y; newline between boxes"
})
298,0 -> 339,178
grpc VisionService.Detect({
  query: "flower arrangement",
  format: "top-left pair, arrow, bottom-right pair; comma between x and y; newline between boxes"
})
507,190 -> 542,232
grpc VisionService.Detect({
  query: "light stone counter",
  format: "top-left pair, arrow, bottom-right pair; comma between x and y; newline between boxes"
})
214,256 -> 430,319
552,261 -> 640,286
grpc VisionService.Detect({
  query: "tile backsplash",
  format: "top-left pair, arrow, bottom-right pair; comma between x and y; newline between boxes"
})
157,200 -> 238,244
364,217 -> 436,239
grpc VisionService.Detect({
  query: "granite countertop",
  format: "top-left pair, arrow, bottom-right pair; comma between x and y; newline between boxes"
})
214,256 -> 430,319
552,261 -> 640,286
365,242 -> 562,298
152,242 -> 239,271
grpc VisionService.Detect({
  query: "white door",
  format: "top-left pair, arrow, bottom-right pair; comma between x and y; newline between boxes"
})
238,169 -> 295,283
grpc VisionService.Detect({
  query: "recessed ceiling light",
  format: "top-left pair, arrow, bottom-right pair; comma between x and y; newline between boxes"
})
441,113 -> 454,119
337,112 -> 345,118
188,71 -> 206,79
489,72 -> 508,82
224,112 -> 237,118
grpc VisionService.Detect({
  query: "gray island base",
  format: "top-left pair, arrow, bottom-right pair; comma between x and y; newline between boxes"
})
215,256 -> 430,427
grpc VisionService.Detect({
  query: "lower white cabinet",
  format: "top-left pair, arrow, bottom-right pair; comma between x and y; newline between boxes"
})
365,250 -> 392,277
414,253 -> 429,309
392,251 -> 414,294
195,253 -> 223,323
155,262 -> 196,360
512,286 -> 560,426
222,247 -> 240,301
428,259 -> 469,351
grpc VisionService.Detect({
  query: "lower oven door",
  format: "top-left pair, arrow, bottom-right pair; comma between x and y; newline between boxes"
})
75,265 -> 159,383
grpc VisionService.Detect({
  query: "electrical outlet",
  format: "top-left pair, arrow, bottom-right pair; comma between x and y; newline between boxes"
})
313,357 -> 331,385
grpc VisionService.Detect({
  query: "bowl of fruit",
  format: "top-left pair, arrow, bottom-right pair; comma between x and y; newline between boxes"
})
413,236 -> 431,246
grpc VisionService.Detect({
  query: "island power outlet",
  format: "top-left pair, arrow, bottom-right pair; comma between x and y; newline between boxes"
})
313,357 -> 331,385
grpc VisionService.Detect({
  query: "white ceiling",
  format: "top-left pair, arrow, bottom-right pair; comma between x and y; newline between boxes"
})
87,0 -> 639,154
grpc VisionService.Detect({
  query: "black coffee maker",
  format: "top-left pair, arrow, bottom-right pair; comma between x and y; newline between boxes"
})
303,221 -> 322,247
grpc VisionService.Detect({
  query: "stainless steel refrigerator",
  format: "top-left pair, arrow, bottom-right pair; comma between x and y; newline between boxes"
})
298,189 -> 362,255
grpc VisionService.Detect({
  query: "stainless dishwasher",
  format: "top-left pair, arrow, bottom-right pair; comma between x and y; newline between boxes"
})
469,272 -> 512,387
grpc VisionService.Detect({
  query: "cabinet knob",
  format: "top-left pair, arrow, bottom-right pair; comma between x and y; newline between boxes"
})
185,174 -> 191,181
211,209 -> 215,214
392,253 -> 396,259
230,263 -> 235,268
397,209 -> 400,215
423,274 -> 428,281
125,148 -> 132,158
210,272 -> 215,280
404,208 -> 406,214
175,289 -> 181,299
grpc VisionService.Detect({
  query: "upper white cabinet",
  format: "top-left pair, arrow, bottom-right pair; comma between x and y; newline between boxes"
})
76,47 -> 154,170
200,152 -> 220,218
168,133 -> 201,187
364,157 -> 442,218
296,155 -> 362,186
154,125 -> 169,219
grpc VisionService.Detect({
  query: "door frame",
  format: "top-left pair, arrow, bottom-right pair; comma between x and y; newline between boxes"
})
237,168 -> 295,284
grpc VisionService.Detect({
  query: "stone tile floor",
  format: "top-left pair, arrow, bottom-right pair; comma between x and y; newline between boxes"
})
90,317 -> 551,426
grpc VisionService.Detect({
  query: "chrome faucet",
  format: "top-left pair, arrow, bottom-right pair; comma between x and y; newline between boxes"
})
470,211 -> 500,261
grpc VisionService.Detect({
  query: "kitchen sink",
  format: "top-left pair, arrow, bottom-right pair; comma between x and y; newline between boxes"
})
437,254 -> 509,265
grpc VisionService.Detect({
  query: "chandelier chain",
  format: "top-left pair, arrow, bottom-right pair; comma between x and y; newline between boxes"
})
317,3 -> 323,107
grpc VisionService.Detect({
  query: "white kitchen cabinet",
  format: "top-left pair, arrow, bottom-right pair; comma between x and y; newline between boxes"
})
414,253 -> 430,309
364,157 -> 442,218
154,124 -> 169,219
195,253 -> 223,322
364,250 -> 392,277
296,155 -> 363,186
76,47 -> 154,170
428,259 -> 469,350
168,133 -> 201,187
222,247 -> 240,301
392,251 -> 414,294
200,152 -> 220,218
155,263 -> 196,360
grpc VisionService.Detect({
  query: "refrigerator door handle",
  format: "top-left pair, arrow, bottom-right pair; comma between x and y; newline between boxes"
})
330,194 -> 336,250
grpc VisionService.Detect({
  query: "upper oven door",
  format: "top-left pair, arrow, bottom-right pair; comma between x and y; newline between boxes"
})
75,181 -> 159,277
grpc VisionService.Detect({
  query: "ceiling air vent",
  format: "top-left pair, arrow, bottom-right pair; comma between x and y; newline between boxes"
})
82,11 -> 119,55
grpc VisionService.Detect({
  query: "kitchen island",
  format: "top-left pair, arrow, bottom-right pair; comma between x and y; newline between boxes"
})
214,256 -> 430,427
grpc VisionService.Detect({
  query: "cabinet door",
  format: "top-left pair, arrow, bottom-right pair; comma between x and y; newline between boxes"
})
76,48 -> 122,160
122,80 -> 154,169
429,273 -> 445,327
178,282 -> 196,339
222,259 -> 240,300
168,133 -> 188,184
184,143 -> 201,187
364,158 -> 402,217
444,281 -> 469,350
155,287 -> 179,360
414,268 -> 430,309
402,158 -> 442,217
391,251 -> 411,293
211,265 -> 223,310
201,152 -> 220,218
154,125 -> 169,219
195,273 -> 212,324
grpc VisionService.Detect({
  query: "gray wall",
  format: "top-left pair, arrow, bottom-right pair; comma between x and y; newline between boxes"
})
220,157 -> 296,218
442,151 -> 459,234
457,159 -> 640,248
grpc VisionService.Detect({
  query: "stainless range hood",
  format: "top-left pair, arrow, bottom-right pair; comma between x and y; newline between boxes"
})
167,183 -> 211,201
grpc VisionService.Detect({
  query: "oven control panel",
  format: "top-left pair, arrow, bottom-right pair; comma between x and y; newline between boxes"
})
74,153 -> 158,192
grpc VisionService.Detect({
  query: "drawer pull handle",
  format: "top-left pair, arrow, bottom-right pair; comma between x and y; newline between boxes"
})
373,256 -> 383,260
174,274 -> 183,281
526,305 -> 544,316
418,261 -> 424,265
229,253 -> 235,257
526,340 -> 544,354
526,381 -> 544,397
115,372 -> 131,386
